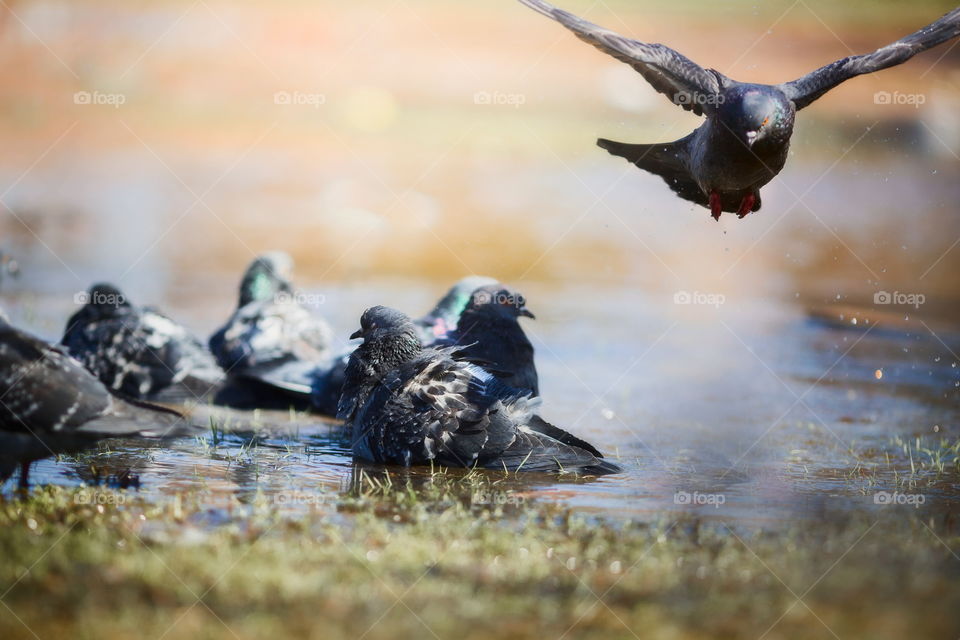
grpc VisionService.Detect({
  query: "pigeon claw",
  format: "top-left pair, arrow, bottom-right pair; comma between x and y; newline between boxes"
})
709,191 -> 722,221
737,193 -> 757,219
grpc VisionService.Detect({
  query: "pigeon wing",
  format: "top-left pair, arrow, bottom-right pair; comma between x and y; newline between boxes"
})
517,0 -> 722,115
779,8 -> 960,110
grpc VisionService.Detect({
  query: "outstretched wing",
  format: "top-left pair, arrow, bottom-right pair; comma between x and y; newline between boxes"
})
517,0 -> 722,115
779,8 -> 960,110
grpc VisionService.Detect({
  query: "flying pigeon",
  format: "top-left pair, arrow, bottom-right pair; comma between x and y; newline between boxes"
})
62,283 -> 224,403
414,275 -> 499,342
338,306 -> 618,474
517,0 -> 960,220
0,317 -> 191,488
209,252 -> 334,409
432,284 -> 539,396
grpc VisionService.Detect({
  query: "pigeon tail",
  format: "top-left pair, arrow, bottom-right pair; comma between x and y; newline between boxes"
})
597,137 -> 706,208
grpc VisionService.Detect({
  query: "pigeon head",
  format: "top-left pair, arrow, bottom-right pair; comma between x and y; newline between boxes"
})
77,283 -> 133,319
351,306 -> 417,341
720,86 -> 795,149
239,251 -> 294,307
463,285 -> 535,321
424,276 -> 500,325
348,306 -> 422,380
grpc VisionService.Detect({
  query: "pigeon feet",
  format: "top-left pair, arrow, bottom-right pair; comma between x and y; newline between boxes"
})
737,193 -> 757,218
709,191 -> 722,221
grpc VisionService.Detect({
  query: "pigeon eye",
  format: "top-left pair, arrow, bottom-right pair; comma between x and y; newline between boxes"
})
761,117 -> 770,127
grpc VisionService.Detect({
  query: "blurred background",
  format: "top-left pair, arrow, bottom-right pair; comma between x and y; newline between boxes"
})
1,0 -> 959,517
1,0 -> 958,322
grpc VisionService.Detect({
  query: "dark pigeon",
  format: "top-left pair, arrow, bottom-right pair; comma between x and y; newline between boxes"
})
338,306 -> 618,474
209,252 -> 334,409
433,284 -> 539,396
310,352 -> 350,417
517,0 -> 960,220
414,275 -> 499,343
62,283 -> 224,403
0,318 -> 191,488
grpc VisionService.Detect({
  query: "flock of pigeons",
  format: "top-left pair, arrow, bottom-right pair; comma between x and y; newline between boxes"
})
0,253 -> 617,488
4,2 -> 960,488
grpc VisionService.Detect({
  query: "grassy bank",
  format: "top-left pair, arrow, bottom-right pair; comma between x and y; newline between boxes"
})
1,475 -> 958,640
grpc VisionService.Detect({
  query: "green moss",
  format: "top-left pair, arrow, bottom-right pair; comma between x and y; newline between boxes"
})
1,479 -> 958,640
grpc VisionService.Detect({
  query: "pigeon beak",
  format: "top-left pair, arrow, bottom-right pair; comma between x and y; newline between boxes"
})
745,130 -> 759,147
349,329 -> 363,340
520,308 -> 536,319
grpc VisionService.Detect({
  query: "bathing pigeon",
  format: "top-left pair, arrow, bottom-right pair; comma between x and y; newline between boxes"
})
209,252 -> 334,409
432,284 -> 539,396
0,317 -> 191,488
338,306 -> 618,474
414,275 -> 499,342
62,283 -> 224,403
517,0 -> 960,220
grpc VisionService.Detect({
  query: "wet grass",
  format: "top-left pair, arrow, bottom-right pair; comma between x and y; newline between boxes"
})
1,475 -> 958,640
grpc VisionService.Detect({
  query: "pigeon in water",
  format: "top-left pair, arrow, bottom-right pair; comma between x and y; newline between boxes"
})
310,276 -> 500,416
209,252 -> 334,409
517,0 -> 960,220
414,275 -> 499,343
0,317 -> 191,488
62,283 -> 224,403
338,306 -> 618,474
432,284 -> 539,396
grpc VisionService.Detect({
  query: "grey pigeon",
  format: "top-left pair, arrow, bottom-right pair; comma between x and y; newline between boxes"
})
433,284 -> 539,396
517,0 -> 960,220
62,283 -> 224,403
337,306 -> 618,474
0,317 -> 191,488
414,275 -> 499,343
209,252 -> 334,408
